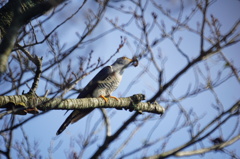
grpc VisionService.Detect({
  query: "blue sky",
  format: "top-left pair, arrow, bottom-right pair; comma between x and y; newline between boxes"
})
1,0 -> 240,159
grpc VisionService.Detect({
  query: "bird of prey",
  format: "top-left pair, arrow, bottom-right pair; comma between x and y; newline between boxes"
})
56,56 -> 138,135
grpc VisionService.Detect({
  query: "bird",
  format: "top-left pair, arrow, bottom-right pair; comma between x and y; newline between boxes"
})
56,56 -> 138,135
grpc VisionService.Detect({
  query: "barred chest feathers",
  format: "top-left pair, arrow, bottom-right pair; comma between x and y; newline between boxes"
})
92,70 -> 122,97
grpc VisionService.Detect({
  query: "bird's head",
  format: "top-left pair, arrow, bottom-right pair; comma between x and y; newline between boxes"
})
111,56 -> 138,73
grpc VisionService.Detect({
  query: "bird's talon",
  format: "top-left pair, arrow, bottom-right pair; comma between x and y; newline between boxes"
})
100,95 -> 108,102
25,107 -> 39,114
109,96 -> 119,101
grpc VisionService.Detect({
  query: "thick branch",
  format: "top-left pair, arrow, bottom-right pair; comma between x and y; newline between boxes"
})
0,94 -> 165,115
0,0 -> 66,74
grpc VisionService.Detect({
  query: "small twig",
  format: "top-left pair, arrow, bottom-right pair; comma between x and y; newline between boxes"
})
100,108 -> 111,137
175,135 -> 240,157
16,44 -> 43,95
199,0 -> 209,54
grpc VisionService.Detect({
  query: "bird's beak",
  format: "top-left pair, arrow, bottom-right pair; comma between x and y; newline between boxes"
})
130,56 -> 138,67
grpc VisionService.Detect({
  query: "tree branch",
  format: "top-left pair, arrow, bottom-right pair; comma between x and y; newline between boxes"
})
142,100 -> 240,159
175,135 -> 240,157
0,94 -> 165,116
0,0 -> 66,74
90,112 -> 139,159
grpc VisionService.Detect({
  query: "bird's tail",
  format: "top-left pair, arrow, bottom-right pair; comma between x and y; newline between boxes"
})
56,109 -> 93,135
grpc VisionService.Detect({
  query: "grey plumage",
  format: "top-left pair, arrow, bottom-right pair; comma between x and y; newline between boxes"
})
56,57 -> 137,135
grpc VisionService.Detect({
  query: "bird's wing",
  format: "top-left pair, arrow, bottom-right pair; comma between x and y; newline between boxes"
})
56,66 -> 113,135
77,65 -> 113,98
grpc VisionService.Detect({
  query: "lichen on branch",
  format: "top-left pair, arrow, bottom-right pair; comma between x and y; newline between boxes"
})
0,94 -> 165,116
